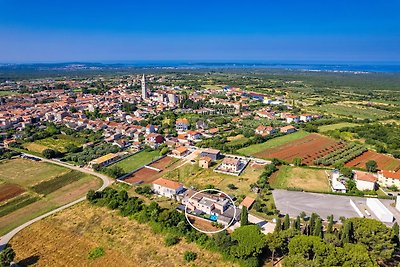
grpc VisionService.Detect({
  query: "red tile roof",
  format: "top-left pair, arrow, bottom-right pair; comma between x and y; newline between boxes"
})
152,178 -> 182,190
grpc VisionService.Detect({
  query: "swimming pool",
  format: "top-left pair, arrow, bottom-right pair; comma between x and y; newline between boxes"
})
209,215 -> 218,221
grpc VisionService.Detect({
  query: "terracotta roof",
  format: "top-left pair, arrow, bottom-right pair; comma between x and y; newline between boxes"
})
176,118 -> 189,124
200,156 -> 212,162
354,170 -> 377,183
174,146 -> 188,153
240,196 -> 255,208
380,170 -> 400,180
152,178 -> 182,190
223,157 -> 240,165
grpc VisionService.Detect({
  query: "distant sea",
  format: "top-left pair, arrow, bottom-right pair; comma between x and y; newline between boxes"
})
103,61 -> 400,73
2,61 -> 400,73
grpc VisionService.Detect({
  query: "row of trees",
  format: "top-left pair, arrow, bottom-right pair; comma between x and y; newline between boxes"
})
314,143 -> 367,166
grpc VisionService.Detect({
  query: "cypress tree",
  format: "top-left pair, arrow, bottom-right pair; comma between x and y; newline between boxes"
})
313,218 -> 323,238
283,214 -> 290,230
274,218 -> 282,233
309,213 -> 317,234
327,214 -> 334,234
240,206 -> 249,226
393,222 -> 399,245
341,220 -> 353,243
295,216 -> 301,231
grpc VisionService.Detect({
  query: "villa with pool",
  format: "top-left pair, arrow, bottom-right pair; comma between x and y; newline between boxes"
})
179,189 -> 241,226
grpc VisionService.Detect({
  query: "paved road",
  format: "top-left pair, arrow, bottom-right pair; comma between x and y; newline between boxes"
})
0,154 -> 113,250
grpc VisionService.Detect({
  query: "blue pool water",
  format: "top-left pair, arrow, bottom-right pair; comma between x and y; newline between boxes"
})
210,215 -> 218,221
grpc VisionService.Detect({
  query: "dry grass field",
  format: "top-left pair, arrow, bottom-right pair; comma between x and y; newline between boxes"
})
269,166 -> 330,192
10,202 -> 236,267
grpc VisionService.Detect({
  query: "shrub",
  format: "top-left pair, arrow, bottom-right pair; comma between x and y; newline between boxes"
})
88,247 -> 105,260
183,251 -> 197,262
165,234 -> 179,246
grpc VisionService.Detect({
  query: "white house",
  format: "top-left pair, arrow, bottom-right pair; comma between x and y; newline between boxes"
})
151,178 -> 184,198
300,114 -> 313,122
353,170 -> 377,191
221,158 -> 240,172
377,170 -> 400,188
286,115 -> 300,124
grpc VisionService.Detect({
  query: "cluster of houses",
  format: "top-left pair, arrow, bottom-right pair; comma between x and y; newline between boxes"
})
151,177 -> 255,227
331,168 -> 400,194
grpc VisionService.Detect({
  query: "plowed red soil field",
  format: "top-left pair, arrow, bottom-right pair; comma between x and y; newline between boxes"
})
123,167 -> 159,184
0,184 -> 25,202
148,156 -> 174,170
345,151 -> 400,171
254,133 -> 345,165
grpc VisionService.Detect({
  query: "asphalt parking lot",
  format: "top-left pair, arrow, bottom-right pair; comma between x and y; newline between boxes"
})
273,189 -> 361,220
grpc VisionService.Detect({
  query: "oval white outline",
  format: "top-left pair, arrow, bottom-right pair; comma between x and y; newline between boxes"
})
184,189 -> 237,234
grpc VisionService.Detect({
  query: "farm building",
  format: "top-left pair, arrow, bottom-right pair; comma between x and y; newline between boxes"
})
353,170 -> 377,191
88,153 -> 122,168
201,148 -> 221,160
366,198 -> 393,223
199,156 -> 212,168
172,146 -> 189,158
239,196 -> 255,210
331,170 -> 346,193
152,178 -> 184,198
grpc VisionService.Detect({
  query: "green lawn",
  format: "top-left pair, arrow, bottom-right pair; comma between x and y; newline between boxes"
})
318,122 -> 360,132
237,131 -> 310,156
0,90 -> 19,96
108,150 -> 160,173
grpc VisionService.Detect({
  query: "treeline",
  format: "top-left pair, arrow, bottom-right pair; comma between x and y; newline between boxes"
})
336,123 -> 400,157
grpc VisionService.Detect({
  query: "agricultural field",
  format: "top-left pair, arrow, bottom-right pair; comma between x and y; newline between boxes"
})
237,130 -> 310,156
0,183 -> 25,202
23,134 -> 86,153
312,103 -> 391,119
345,151 -> 400,172
9,202 -> 233,267
269,166 -> 330,192
123,167 -> 160,184
318,122 -> 360,132
253,133 -> 345,165
108,150 -> 160,173
122,156 -> 177,184
0,158 -> 100,236
314,143 -> 367,166
0,158 -> 69,187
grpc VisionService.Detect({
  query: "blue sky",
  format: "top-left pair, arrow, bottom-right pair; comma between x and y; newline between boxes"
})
0,0 -> 399,63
